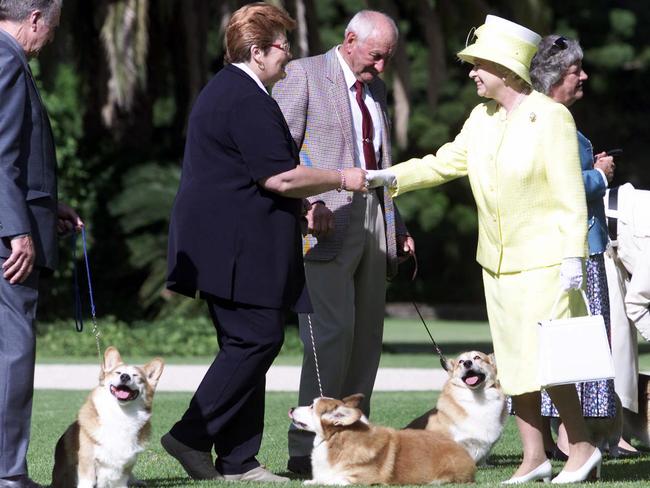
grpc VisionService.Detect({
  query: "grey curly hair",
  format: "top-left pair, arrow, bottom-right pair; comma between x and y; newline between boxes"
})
530,34 -> 583,95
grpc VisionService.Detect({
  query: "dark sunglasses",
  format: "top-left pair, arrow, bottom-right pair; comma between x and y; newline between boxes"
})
550,36 -> 568,53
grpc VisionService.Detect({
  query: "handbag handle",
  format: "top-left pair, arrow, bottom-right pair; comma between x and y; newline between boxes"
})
548,288 -> 591,321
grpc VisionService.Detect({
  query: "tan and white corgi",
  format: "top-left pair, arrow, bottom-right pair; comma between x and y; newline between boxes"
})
406,351 -> 507,464
289,394 -> 476,485
52,347 -> 164,488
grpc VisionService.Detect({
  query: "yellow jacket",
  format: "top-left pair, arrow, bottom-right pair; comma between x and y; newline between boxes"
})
391,91 -> 587,274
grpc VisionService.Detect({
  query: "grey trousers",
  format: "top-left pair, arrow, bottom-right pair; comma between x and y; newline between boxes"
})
0,259 -> 40,477
288,192 -> 387,457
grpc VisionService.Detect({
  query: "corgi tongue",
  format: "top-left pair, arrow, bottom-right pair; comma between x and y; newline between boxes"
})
111,384 -> 136,401
464,375 -> 480,386
116,388 -> 132,400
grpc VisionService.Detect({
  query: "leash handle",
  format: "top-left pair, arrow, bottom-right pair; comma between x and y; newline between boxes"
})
72,228 -> 102,360
72,232 -> 84,332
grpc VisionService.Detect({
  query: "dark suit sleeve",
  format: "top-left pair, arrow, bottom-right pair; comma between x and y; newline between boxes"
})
0,49 -> 30,238
229,94 -> 297,182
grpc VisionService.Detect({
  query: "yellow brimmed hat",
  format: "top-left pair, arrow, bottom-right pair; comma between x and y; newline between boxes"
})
457,15 -> 541,85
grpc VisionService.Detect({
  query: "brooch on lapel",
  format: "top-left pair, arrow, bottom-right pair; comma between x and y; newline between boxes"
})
529,112 -> 537,123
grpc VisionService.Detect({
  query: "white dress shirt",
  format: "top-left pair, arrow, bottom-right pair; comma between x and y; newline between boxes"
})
335,46 -> 382,169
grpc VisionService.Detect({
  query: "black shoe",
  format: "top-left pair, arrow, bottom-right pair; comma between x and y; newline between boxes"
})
545,445 -> 568,462
0,476 -> 43,488
161,432 -> 222,480
287,455 -> 311,476
616,446 -> 643,458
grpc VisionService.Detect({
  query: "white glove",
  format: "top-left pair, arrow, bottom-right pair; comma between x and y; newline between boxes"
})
559,257 -> 583,291
366,169 -> 396,189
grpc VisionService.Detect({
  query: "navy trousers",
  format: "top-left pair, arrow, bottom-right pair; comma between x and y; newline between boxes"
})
170,296 -> 285,475
0,259 -> 40,478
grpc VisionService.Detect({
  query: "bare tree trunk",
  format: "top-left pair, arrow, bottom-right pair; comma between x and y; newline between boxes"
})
392,71 -> 409,150
419,1 -> 445,114
304,0 -> 321,55
370,0 -> 410,150
101,0 -> 150,129
294,0 -> 309,57
282,0 -> 320,57
181,0 -> 210,112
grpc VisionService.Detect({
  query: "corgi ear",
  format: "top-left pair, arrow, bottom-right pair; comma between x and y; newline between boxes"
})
342,393 -> 364,408
488,353 -> 497,367
103,347 -> 123,371
143,357 -> 165,385
324,405 -> 362,426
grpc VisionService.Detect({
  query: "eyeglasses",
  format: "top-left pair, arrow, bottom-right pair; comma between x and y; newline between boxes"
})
270,41 -> 291,54
550,36 -> 568,54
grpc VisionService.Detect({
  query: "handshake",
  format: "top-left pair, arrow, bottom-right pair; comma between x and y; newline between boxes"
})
366,169 -> 397,189
339,168 -> 397,192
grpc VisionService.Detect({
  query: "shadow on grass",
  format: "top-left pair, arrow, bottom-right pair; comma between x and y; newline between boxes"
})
486,453 -> 524,467
138,477 -> 198,487
601,457 -> 650,482
279,471 -> 309,481
383,341 -> 495,356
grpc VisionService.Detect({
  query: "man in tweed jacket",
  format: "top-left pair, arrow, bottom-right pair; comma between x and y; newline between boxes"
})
273,10 -> 414,474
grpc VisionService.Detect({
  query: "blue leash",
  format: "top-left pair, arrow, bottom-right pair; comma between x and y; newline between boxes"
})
72,228 -> 102,359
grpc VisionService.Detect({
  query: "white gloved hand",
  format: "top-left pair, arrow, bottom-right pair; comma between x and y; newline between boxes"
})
366,169 -> 397,189
559,257 -> 583,291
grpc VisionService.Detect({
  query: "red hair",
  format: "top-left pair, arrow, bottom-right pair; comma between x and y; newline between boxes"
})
224,2 -> 296,64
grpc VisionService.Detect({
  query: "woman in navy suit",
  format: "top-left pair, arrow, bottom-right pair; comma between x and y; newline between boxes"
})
162,3 -> 367,483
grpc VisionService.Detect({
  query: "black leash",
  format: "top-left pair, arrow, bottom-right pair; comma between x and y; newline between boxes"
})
400,252 -> 449,371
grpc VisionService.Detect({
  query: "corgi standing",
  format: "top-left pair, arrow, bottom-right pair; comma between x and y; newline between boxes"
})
52,347 -> 164,488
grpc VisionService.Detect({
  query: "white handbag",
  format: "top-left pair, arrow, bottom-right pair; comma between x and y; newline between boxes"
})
538,289 -> 615,388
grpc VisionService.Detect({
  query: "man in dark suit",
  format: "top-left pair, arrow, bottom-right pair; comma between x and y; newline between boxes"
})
0,2 -> 82,487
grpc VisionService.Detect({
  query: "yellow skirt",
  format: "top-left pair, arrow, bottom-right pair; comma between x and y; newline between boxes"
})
482,265 -> 586,396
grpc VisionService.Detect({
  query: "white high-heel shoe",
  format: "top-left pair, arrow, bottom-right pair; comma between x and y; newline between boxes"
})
502,460 -> 553,484
551,448 -> 602,484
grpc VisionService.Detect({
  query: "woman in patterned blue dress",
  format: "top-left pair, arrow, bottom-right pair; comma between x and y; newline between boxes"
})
530,34 -> 629,457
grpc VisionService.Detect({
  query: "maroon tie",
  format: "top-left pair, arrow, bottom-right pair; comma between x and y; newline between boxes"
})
354,80 -> 377,170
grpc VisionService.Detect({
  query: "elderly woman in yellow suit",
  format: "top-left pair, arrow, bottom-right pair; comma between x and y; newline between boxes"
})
369,16 -> 600,484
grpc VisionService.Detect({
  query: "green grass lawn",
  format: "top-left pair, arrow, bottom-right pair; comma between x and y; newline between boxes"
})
36,317 -> 650,371
28,390 -> 650,486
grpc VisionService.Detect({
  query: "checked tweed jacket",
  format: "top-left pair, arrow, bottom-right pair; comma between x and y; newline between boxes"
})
273,47 -> 406,277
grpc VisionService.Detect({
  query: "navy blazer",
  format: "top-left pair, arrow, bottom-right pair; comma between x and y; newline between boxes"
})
578,131 -> 608,255
167,64 -> 308,311
0,29 -> 58,270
